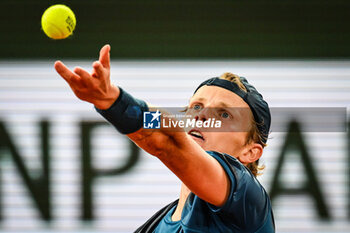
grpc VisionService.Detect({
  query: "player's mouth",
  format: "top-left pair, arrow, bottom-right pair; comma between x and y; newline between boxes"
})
188,129 -> 205,141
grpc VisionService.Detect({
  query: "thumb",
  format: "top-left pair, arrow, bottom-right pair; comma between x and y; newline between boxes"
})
99,44 -> 111,69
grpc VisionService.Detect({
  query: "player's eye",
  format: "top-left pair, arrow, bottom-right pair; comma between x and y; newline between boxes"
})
220,111 -> 231,119
193,104 -> 202,110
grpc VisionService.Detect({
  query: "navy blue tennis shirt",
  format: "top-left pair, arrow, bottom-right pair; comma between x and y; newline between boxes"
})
146,151 -> 275,233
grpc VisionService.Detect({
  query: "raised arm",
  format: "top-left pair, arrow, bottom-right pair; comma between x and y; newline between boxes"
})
54,45 -> 230,207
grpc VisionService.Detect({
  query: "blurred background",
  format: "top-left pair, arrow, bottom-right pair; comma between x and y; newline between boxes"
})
0,0 -> 349,232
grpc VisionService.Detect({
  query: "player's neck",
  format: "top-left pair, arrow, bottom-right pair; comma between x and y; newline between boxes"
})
180,183 -> 191,198
172,183 -> 191,221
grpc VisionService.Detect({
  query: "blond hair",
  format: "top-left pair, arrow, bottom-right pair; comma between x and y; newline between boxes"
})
219,72 -> 266,176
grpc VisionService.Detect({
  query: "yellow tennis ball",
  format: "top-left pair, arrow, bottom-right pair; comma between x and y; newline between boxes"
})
41,4 -> 76,40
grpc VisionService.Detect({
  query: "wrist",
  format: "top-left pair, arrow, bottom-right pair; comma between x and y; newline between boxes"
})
93,85 -> 120,110
95,87 -> 149,134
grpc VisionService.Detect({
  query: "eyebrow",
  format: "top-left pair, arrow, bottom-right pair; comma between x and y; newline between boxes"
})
191,97 -> 249,119
190,97 -> 206,105
195,97 -> 206,102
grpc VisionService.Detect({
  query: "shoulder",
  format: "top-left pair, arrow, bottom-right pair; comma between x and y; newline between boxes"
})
206,151 -> 272,231
207,150 -> 266,198
206,150 -> 253,181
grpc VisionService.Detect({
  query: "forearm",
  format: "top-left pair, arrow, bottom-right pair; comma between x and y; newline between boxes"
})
130,127 -> 230,207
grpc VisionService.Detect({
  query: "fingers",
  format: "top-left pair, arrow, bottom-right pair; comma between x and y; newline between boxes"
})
54,61 -> 80,82
99,44 -> 110,69
92,61 -> 105,78
73,66 -> 92,80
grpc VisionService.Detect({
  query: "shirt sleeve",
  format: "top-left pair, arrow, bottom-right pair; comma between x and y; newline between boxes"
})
206,151 -> 270,231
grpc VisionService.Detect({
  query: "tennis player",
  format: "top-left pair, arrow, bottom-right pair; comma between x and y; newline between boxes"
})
54,44 -> 275,233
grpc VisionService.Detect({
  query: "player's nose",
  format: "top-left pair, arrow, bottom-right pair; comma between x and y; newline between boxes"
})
195,108 -> 211,122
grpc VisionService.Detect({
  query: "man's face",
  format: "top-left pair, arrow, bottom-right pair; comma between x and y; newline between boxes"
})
186,85 -> 253,158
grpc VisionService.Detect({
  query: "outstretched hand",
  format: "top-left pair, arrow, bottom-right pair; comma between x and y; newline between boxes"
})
54,44 -> 119,110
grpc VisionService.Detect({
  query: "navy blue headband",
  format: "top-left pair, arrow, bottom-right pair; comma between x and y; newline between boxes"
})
194,77 -> 271,143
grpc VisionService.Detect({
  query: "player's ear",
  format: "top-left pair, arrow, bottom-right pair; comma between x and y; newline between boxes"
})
239,143 -> 263,164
